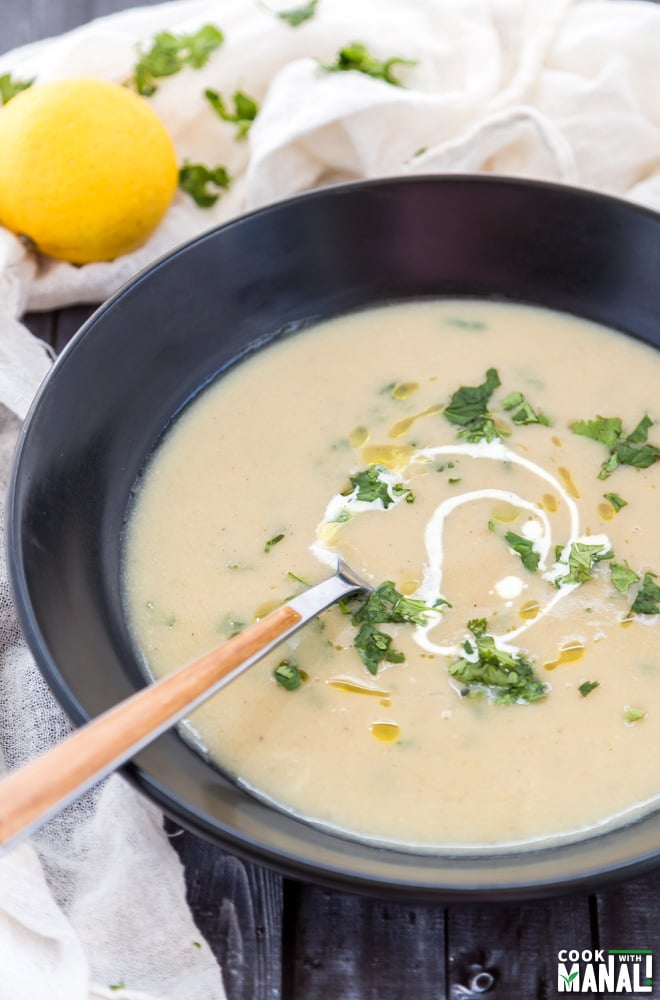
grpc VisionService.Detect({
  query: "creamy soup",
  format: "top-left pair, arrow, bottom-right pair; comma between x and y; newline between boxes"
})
124,301 -> 660,851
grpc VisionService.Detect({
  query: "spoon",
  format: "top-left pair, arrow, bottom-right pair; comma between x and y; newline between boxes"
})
0,560 -> 371,850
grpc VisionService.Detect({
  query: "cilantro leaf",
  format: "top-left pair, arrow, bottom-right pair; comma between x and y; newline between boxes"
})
320,42 -> 416,86
265,532 -> 285,553
610,561 -> 640,595
572,413 -> 660,479
445,317 -> 486,331
504,531 -> 540,572
354,623 -> 405,675
273,660 -> 304,690
603,492 -> 627,513
185,24 -> 225,67
270,0 -> 319,26
448,619 -> 546,704
624,707 -> 646,723
501,390 -> 550,426
443,368 -> 502,443
178,162 -> 231,208
346,466 -> 414,507
578,680 -> 599,697
554,542 -> 613,587
131,24 -> 224,96
627,413 -> 654,444
351,581 -> 445,628
444,368 -> 500,425
630,572 -> 660,615
348,581 -> 446,675
571,415 -> 622,450
205,88 -> 258,139
0,73 -> 33,105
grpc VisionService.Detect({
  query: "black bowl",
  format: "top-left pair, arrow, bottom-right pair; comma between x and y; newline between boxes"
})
8,175 -> 660,900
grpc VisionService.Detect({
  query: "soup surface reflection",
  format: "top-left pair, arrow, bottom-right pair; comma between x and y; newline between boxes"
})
124,301 -> 660,850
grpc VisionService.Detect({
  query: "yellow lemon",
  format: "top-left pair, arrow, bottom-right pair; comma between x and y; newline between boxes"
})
0,77 -> 178,264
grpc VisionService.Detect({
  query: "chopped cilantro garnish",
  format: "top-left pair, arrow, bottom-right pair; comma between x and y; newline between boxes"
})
220,615 -> 246,637
445,317 -> 487,330
501,390 -> 550,427
351,581 -> 445,628
346,466 -> 414,507
504,531 -> 540,572
448,619 -> 546,704
273,660 -> 304,690
265,533 -> 285,553
630,572 -> 660,615
205,88 -> 258,139
603,492 -> 627,513
0,73 -> 33,105
443,368 -> 502,443
333,509 -> 352,524
624,707 -> 646,723
131,24 -> 224,95
380,381 -> 397,395
109,983 -> 126,994
347,581 -> 446,675
578,680 -> 600,697
268,0 -> 319,26
610,561 -> 640,596
554,541 -> 613,587
571,413 -> 660,479
320,42 -> 416,86
178,162 -> 231,207
192,941 -> 202,949
354,623 -> 405,675
287,571 -> 310,587
572,415 -> 621,449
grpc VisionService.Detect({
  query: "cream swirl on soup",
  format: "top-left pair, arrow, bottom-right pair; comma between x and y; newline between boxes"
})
124,300 -> 660,851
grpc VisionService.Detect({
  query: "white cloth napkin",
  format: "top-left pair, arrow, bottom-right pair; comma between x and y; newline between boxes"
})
1,0 -> 660,997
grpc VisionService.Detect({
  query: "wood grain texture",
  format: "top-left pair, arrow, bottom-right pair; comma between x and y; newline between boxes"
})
0,0 -> 164,53
285,883 -> 446,999
167,827 -> 284,1000
595,870 -> 660,1000
446,896 -> 593,1000
21,311 -> 55,345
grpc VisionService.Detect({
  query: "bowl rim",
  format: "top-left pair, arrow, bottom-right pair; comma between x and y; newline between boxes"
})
8,172 -> 660,900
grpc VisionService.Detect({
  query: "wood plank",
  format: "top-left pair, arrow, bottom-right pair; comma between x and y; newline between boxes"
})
286,883 -> 445,999
595,869 -> 660,1000
22,312 -> 55,348
53,305 -> 97,352
167,826 -> 284,1000
446,895 -> 593,999
0,0 -> 165,54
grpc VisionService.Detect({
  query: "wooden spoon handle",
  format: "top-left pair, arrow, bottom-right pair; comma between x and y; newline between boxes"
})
0,604 -> 300,849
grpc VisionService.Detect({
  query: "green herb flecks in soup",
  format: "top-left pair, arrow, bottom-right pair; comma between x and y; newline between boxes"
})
125,301 -> 659,851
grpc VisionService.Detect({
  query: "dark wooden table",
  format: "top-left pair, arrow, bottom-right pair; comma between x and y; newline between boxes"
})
3,2 -> 659,997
